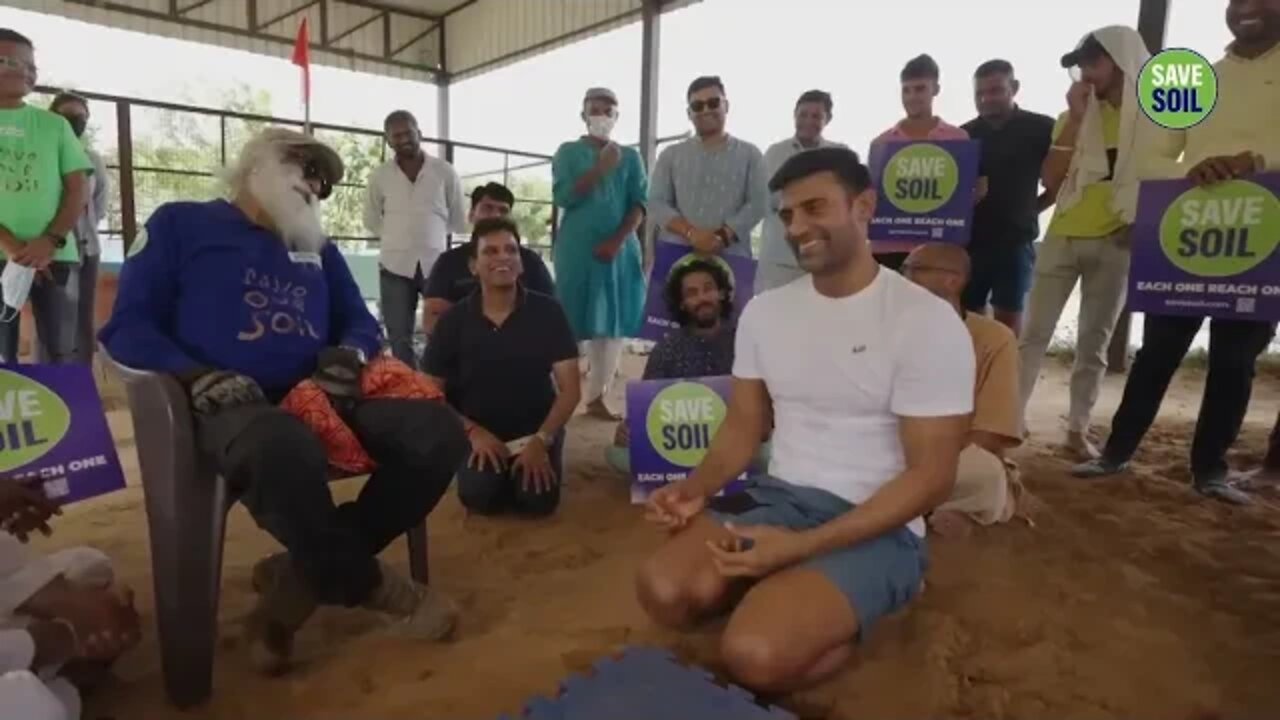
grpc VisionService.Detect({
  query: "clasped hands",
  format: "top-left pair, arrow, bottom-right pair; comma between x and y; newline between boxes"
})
643,479 -> 814,578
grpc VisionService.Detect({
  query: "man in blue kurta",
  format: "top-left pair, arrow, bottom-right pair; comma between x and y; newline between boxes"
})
551,87 -> 648,420
99,128 -> 468,675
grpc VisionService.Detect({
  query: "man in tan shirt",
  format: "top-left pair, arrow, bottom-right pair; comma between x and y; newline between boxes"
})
905,243 -> 1023,533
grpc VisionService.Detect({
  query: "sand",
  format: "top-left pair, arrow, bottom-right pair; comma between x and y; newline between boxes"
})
27,356 -> 1280,720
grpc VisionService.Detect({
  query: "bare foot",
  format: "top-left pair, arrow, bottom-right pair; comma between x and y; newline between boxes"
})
1066,431 -> 1100,460
585,397 -> 620,421
927,510 -> 974,539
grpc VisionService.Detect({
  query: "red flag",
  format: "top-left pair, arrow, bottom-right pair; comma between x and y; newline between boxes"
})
292,17 -> 311,105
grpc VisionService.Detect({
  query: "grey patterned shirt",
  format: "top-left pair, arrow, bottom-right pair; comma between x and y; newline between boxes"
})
647,135 -> 769,257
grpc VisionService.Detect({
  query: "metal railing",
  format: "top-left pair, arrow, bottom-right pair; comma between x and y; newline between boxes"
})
32,85 -> 564,261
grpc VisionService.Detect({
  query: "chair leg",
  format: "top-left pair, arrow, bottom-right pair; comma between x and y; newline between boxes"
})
141,466 -> 229,708
406,521 -> 429,585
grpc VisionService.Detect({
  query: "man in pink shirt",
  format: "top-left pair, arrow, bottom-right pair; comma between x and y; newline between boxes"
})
870,54 -> 973,271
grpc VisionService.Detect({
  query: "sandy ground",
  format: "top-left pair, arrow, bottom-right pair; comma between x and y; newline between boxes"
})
26,355 -> 1280,720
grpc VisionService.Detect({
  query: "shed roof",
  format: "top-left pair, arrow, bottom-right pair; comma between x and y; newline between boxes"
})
6,0 -> 697,82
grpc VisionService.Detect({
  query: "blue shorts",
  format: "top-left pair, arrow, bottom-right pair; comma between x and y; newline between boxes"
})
962,241 -> 1036,313
708,476 -> 926,639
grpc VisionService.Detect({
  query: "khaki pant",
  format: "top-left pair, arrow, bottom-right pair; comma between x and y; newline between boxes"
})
937,445 -> 1013,525
1018,229 -> 1131,433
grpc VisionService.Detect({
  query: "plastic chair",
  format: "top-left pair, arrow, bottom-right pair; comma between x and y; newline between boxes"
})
106,353 -> 429,708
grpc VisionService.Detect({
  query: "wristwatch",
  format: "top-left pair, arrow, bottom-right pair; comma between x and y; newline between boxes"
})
714,228 -> 732,246
534,430 -> 555,447
40,232 -> 66,248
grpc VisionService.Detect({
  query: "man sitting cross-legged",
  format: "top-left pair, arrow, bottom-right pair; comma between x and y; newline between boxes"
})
903,243 -> 1026,536
99,129 -> 469,675
635,147 -> 974,693
425,218 -> 580,517
605,257 -> 769,475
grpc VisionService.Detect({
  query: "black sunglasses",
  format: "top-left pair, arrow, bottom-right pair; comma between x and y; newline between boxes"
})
689,97 -> 723,113
284,150 -> 333,200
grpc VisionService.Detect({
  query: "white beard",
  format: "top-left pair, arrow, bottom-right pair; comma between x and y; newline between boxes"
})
247,156 -> 328,253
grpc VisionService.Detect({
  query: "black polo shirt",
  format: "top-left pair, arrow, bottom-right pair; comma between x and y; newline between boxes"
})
425,288 -> 578,441
963,107 -> 1055,247
424,244 -> 556,303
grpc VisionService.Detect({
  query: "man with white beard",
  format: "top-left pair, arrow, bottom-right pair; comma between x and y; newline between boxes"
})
99,128 -> 468,674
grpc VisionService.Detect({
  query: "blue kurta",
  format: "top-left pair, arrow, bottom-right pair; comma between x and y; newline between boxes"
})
551,139 -> 649,340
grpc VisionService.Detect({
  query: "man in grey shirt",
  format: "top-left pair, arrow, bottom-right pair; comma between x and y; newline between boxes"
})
364,110 -> 467,365
758,90 -> 845,292
50,92 -> 108,365
648,76 -> 768,258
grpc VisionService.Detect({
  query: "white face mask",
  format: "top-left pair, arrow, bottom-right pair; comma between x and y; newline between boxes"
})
0,261 -> 36,323
586,115 -> 616,140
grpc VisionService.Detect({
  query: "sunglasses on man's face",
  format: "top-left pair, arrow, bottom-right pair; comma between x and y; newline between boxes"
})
689,97 -> 723,113
284,152 -> 333,200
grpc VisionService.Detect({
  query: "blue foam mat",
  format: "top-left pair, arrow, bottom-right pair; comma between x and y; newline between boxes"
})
497,646 -> 795,720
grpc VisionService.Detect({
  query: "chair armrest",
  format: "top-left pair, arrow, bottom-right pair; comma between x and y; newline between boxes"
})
100,346 -> 198,466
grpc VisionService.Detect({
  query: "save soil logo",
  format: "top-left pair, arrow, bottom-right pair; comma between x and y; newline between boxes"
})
881,143 -> 958,214
646,381 -> 727,467
1138,48 -> 1218,130
1159,180 -> 1280,278
0,369 -> 71,473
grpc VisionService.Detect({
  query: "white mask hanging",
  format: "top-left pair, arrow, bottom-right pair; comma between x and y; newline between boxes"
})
0,262 -> 36,323
586,115 -> 617,140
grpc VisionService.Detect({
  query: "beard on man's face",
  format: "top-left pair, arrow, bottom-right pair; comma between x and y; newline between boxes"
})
687,301 -> 721,329
248,155 -> 327,253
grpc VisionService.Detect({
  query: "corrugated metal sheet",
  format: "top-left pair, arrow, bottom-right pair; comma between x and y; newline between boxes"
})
5,0 -> 441,81
2,0 -> 697,81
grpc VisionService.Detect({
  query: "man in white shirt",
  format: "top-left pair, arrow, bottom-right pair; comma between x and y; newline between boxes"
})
636,147 -> 974,693
363,110 -> 467,365
758,89 -> 845,293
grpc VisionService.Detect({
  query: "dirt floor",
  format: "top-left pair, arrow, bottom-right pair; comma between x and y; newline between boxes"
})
29,356 -> 1280,720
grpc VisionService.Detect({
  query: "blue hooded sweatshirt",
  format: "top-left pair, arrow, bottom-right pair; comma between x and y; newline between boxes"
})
99,200 -> 383,397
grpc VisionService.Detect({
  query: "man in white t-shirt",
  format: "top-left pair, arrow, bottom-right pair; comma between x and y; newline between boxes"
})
635,147 -> 975,693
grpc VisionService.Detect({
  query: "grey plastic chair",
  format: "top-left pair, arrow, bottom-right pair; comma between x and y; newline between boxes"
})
106,352 -> 429,708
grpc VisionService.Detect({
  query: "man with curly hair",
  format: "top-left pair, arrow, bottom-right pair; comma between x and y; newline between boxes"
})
606,257 -> 769,475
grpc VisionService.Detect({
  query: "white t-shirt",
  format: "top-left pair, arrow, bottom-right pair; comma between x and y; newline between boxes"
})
734,268 -> 976,536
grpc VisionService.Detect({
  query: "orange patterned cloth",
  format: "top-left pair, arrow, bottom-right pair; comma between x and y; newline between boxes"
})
279,355 -> 445,474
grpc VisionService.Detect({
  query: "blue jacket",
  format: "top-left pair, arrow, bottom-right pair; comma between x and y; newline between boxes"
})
99,200 -> 383,397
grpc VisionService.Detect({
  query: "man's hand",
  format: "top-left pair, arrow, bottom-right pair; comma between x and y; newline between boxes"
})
688,228 -> 722,255
593,235 -> 624,262
596,142 -> 622,173
1066,81 -> 1092,120
188,370 -> 266,417
511,436 -> 556,494
1187,152 -> 1258,187
55,586 -> 142,661
0,479 -> 61,542
11,236 -> 56,270
644,479 -> 707,531
0,226 -> 21,259
705,522 -> 814,578
613,421 -> 629,448
467,426 -> 509,473
313,347 -> 365,402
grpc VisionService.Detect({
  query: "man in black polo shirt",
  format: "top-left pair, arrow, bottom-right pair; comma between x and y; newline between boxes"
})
421,182 -> 556,337
425,217 -> 580,516
961,60 -> 1056,336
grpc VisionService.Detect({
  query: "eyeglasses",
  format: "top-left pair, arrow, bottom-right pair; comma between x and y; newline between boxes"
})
0,56 -> 35,74
688,97 -> 723,113
284,150 -> 333,200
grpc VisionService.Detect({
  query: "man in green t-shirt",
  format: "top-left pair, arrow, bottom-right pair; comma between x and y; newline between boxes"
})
1016,26 -> 1153,460
0,28 -> 91,363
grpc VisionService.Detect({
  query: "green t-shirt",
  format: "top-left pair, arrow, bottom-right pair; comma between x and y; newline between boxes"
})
0,104 -> 92,263
1046,103 -> 1127,239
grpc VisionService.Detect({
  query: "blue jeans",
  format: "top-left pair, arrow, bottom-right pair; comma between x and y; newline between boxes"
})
0,261 -> 77,364
708,476 -> 926,640
379,266 -> 428,366
456,431 -> 565,517
962,242 -> 1036,313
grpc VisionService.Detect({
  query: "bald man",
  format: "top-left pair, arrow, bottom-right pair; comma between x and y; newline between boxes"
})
904,244 -> 1023,532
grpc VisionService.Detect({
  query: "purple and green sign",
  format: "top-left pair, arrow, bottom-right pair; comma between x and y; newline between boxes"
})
867,139 -> 981,245
0,364 -> 126,504
1130,174 -> 1280,321
626,375 -> 745,503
